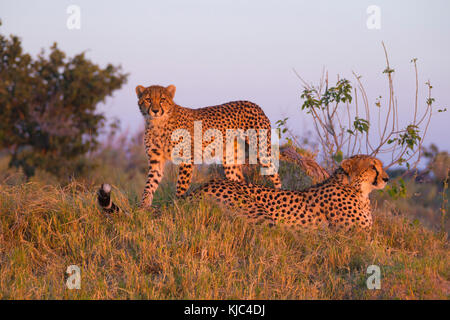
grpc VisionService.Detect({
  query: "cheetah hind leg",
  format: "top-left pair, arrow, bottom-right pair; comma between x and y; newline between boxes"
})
176,163 -> 194,197
257,135 -> 281,189
222,136 -> 246,183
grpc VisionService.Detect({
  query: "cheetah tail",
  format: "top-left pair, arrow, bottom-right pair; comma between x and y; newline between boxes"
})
97,183 -> 120,213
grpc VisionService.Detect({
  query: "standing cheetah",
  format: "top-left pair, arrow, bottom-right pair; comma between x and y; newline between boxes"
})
131,84 -> 280,208
189,155 -> 389,231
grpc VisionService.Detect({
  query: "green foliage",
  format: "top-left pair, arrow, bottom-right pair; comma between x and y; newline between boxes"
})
300,79 -> 353,112
388,125 -> 421,152
275,117 -> 298,147
382,178 -> 407,200
296,46 -> 441,179
400,125 -> 421,151
332,150 -> 343,163
351,117 -> 370,134
321,79 -> 353,105
299,78 -> 363,169
382,67 -> 395,74
300,88 -> 320,112
346,117 -> 370,137
275,117 -> 289,137
0,27 -> 128,177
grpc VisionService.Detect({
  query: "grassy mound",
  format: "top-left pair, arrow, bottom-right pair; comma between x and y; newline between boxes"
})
0,181 -> 448,299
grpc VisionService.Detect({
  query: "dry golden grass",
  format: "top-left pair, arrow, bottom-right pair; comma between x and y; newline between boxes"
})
0,179 -> 448,299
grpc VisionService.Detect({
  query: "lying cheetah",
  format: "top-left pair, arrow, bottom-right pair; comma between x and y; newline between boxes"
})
132,84 -> 281,208
189,155 -> 389,231
97,155 -> 388,231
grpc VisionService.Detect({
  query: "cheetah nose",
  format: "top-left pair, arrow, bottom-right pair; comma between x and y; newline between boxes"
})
382,177 -> 389,182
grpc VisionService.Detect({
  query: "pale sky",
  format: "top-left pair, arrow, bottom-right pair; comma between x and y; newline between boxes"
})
1,0 -> 449,163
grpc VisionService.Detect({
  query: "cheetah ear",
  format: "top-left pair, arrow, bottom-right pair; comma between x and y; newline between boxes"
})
340,158 -> 355,175
166,85 -> 176,98
135,85 -> 145,98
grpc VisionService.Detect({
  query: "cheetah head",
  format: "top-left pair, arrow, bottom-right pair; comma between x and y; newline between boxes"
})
135,84 -> 176,120
340,155 -> 389,196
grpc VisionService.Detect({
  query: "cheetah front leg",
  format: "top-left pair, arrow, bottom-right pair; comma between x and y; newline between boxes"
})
223,137 -> 246,183
141,158 -> 165,209
176,163 -> 193,197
